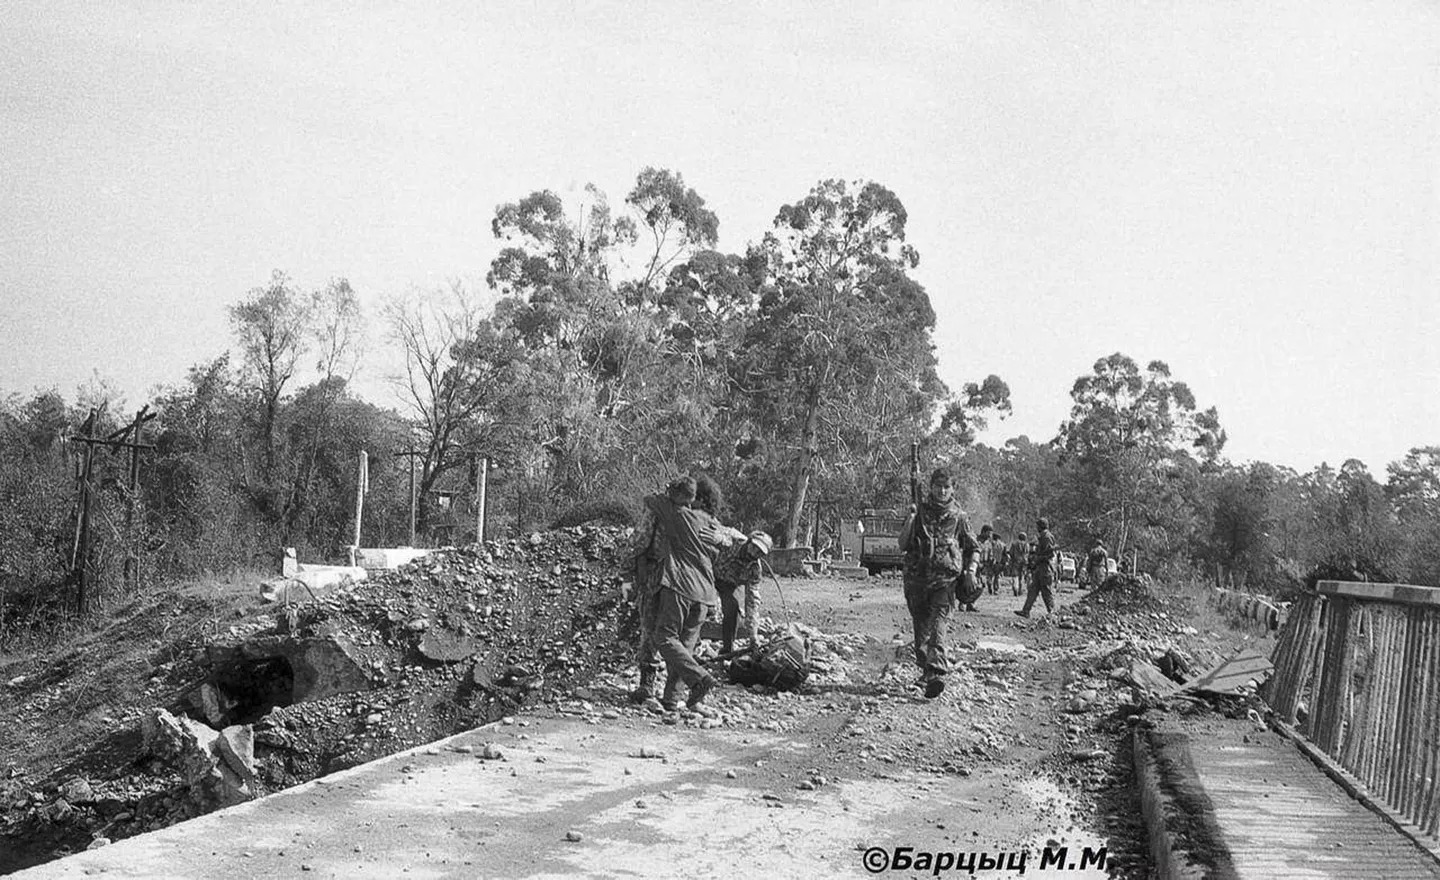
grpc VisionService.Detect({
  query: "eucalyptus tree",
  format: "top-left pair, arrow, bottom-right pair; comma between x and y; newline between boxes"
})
228,270 -> 311,477
1056,353 -> 1226,555
484,172 -> 728,506
1387,446 -> 1440,584
735,179 -> 945,545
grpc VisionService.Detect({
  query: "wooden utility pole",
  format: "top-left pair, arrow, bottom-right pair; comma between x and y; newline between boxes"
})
68,409 -> 99,614
350,451 -> 368,564
119,406 -> 156,589
474,453 -> 489,544
67,407 -> 155,613
394,446 -> 424,546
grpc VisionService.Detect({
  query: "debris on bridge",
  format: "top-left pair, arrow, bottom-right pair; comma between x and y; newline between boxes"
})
1179,648 -> 1273,697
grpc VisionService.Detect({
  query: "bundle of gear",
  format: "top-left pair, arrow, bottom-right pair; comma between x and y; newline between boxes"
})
726,634 -> 810,691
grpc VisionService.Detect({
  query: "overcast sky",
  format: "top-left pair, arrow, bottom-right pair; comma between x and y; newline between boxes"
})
3,1 -> 1436,475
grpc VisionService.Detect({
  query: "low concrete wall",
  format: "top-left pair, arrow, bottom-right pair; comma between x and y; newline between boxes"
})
1131,727 -> 1238,880
353,547 -> 432,569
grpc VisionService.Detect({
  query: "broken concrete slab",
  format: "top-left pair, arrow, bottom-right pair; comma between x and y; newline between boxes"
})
194,682 -> 234,727
290,633 -> 373,702
259,565 -> 368,604
352,547 -> 432,570
1181,648 -> 1273,696
215,725 -> 256,783
1126,660 -> 1181,698
139,710 -> 254,810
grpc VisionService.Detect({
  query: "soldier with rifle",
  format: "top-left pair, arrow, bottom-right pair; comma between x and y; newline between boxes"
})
897,443 -> 978,699
1015,517 -> 1058,619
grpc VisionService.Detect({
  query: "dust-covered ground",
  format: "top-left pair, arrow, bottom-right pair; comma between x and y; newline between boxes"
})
1,533 -> 1273,877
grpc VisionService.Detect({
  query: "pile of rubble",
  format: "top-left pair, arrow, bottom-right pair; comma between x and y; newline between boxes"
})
0,526 -> 634,870
1077,573 -> 1164,614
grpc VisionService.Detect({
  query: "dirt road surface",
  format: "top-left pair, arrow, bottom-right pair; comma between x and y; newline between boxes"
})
15,574 -> 1134,879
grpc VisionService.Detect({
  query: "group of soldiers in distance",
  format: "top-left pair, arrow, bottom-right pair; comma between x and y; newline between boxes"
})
622,466 -> 1116,709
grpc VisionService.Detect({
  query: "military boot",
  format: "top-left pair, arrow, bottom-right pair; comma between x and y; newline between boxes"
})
660,671 -> 680,712
629,667 -> 657,704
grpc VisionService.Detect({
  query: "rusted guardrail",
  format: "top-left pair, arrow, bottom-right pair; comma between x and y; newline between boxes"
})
1264,580 -> 1440,836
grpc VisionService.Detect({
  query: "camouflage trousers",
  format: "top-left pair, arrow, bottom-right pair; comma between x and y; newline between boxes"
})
635,580 -> 664,678
903,569 -> 955,679
1021,567 -> 1055,615
717,580 -> 760,652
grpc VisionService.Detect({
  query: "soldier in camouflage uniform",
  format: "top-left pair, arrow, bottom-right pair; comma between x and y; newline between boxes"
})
898,468 -> 978,699
714,530 -> 773,655
1015,517 -> 1057,618
625,507 -> 666,703
1006,531 -> 1030,596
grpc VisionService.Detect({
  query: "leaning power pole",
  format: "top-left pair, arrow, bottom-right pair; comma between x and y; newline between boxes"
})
67,406 -> 155,613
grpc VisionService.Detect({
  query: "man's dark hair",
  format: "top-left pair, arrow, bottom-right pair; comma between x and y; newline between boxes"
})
693,473 -> 723,516
929,468 -> 952,485
666,476 -> 697,505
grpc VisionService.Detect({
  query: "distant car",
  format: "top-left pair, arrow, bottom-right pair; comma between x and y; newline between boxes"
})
1057,552 -> 1078,583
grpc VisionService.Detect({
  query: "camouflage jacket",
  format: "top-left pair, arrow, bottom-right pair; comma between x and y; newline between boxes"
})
900,498 -> 977,576
714,542 -> 762,592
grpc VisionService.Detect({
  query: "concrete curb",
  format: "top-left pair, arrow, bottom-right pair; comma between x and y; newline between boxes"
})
1271,719 -> 1440,868
1130,726 -> 1239,880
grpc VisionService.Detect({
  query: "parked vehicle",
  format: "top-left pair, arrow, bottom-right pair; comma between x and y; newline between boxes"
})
1057,552 -> 1078,583
859,510 -> 906,575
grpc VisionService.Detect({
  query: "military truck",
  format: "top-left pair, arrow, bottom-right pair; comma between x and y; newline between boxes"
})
858,509 -> 906,575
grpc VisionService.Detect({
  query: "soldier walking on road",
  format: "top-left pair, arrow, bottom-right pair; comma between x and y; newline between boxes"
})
979,525 -> 1006,595
899,468 -> 977,699
645,477 -> 727,711
1015,518 -> 1057,618
1006,532 -> 1029,597
1086,539 -> 1110,587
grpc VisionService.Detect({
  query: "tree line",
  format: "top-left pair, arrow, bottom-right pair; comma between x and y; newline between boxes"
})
2,168 -> 1436,630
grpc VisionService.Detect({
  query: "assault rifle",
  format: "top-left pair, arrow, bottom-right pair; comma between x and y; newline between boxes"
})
910,441 -> 933,560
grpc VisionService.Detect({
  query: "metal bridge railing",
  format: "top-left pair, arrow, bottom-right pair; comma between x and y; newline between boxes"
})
1264,580 -> 1440,836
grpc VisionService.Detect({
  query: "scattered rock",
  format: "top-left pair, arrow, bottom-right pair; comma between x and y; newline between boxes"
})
57,778 -> 93,804
419,628 -> 477,662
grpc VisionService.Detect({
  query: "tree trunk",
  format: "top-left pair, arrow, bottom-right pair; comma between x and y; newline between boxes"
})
262,390 -> 279,478
783,387 -> 822,548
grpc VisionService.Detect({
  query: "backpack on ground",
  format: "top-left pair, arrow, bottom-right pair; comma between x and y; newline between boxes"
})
727,635 -> 810,691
